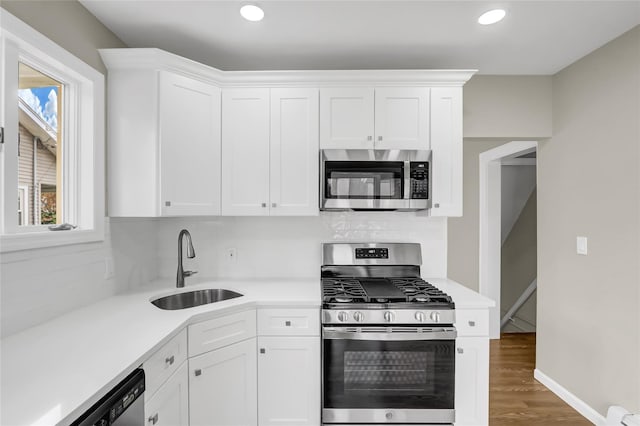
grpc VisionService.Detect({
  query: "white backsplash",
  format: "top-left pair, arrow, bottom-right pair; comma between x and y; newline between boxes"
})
154,212 -> 447,282
1,212 -> 446,337
0,218 -> 158,337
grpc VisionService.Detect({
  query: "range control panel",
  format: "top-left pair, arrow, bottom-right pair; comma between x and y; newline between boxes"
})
409,162 -> 429,199
355,248 -> 389,259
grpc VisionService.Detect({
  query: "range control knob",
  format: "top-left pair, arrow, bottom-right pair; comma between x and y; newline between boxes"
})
337,311 -> 349,322
430,312 -> 441,323
353,312 -> 364,322
383,311 -> 395,323
415,311 -> 426,322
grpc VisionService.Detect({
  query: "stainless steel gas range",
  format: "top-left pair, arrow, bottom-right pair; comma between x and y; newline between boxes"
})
321,243 -> 456,426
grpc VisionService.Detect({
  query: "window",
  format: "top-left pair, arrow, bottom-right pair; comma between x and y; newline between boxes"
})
1,11 -> 104,252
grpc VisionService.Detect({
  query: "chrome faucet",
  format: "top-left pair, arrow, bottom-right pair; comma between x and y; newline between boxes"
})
177,229 -> 197,288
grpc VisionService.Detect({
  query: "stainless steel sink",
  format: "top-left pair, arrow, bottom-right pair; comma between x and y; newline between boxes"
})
151,289 -> 243,310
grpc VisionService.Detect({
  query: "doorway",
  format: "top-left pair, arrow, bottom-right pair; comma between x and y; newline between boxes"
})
478,141 -> 537,339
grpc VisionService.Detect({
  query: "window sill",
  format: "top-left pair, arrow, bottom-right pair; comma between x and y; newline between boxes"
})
0,225 -> 104,253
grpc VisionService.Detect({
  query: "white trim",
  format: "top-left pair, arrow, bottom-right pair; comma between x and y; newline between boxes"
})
501,158 -> 537,166
99,48 -> 477,87
479,140 -> 537,338
534,369 -> 605,425
0,10 -> 105,253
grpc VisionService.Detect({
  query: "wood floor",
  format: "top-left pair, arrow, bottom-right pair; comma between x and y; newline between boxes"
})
489,333 -> 591,425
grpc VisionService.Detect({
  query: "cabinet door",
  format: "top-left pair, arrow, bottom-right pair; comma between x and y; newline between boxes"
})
257,336 -> 320,426
144,361 -> 189,426
455,337 -> 489,426
159,71 -> 221,216
430,87 -> 463,217
270,88 -> 319,216
189,338 -> 257,426
222,88 -> 270,215
374,87 -> 430,150
320,88 -> 374,149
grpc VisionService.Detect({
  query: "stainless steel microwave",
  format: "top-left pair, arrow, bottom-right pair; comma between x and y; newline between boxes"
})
320,149 -> 431,211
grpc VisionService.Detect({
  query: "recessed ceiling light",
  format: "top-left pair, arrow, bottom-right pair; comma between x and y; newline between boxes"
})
240,4 -> 264,22
478,9 -> 506,25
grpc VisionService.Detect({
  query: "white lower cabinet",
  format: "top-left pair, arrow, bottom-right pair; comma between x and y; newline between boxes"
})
144,361 -> 189,426
257,336 -> 320,425
455,320 -> 489,426
189,337 -> 258,426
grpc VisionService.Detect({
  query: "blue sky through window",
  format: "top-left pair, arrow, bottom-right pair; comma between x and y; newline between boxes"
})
18,86 -> 58,132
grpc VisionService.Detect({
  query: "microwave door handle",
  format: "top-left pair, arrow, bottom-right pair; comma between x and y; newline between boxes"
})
404,161 -> 411,199
323,329 -> 457,341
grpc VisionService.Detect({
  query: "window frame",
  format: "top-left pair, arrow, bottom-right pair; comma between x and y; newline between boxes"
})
0,11 -> 104,252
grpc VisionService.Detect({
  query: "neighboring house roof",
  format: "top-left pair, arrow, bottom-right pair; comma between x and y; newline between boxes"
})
18,97 -> 57,156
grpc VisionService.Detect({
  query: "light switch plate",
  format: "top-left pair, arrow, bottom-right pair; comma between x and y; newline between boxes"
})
576,236 -> 588,255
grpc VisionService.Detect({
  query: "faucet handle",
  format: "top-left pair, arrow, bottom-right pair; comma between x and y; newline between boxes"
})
183,270 -> 198,277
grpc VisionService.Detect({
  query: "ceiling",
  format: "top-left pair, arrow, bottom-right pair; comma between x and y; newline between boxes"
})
80,1 -> 640,74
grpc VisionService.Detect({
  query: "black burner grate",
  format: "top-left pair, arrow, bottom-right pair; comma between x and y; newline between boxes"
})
321,278 -> 368,303
390,278 -> 454,304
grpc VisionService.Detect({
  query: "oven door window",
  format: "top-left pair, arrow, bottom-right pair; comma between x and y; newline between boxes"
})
324,161 -> 404,199
323,338 -> 454,409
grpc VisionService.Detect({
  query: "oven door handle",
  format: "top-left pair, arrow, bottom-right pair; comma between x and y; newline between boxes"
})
323,328 -> 457,341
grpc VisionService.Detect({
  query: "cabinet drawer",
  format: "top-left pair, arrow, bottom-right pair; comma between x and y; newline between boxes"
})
189,310 -> 257,356
257,308 -> 320,336
143,328 -> 188,399
455,309 -> 489,337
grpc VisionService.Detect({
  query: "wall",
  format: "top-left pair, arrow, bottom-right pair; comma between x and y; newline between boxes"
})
537,25 -> 640,415
463,75 -> 553,139
154,213 -> 448,282
0,4 -> 158,337
1,1 -> 125,74
501,189 -> 537,332
501,165 -> 536,244
447,140 -> 505,291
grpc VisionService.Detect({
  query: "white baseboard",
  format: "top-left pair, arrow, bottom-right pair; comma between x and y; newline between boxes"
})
534,368 -> 606,425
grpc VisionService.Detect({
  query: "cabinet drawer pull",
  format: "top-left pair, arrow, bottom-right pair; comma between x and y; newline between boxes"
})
260,348 -> 266,354
261,203 -> 267,208
165,201 -> 171,207
434,203 -> 440,208
468,320 -> 476,327
367,135 -> 373,141
148,413 -> 158,425
457,348 -> 464,354
378,136 -> 383,141
194,369 -> 202,376
285,320 -> 291,327
165,355 -> 175,365
272,203 -> 277,208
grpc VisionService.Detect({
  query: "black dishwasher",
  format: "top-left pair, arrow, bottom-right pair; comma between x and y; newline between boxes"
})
71,368 -> 145,426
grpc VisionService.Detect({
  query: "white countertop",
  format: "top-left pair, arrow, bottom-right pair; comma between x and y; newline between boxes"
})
0,276 -> 492,426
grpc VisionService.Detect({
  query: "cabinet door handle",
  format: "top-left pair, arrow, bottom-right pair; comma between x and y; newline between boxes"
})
468,320 -> 476,327
272,203 -> 277,208
194,369 -> 202,376
434,203 -> 440,208
457,348 -> 464,354
165,355 -> 175,365
261,203 -> 267,208
165,201 -> 171,207
148,413 -> 158,425
367,135 -> 373,141
285,320 -> 291,326
378,136 -> 383,141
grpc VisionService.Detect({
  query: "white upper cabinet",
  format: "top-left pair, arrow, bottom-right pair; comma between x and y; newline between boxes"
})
270,88 -> 319,216
104,67 -> 221,217
221,88 -> 271,216
374,87 -> 430,150
430,87 -> 463,217
320,88 -> 374,149
320,87 -> 430,150
222,87 -> 319,216
160,72 -> 221,216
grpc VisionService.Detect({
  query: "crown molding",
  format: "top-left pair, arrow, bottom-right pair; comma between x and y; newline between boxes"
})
99,48 -> 477,87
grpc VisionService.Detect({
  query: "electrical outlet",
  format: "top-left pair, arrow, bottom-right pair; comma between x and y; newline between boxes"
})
104,257 -> 115,279
226,248 -> 238,263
